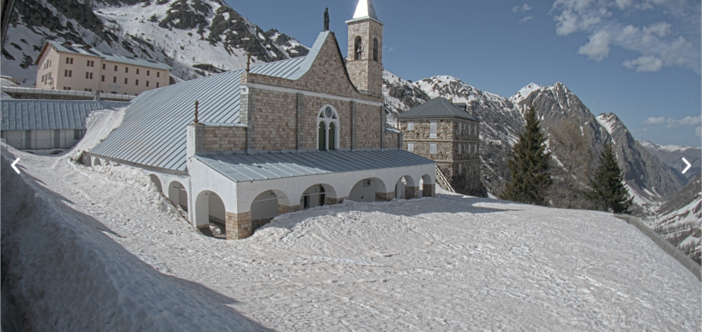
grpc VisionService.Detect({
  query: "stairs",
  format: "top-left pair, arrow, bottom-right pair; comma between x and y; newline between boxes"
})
434,164 -> 455,193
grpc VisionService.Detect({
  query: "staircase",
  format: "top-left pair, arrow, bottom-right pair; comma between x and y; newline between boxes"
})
434,164 -> 455,193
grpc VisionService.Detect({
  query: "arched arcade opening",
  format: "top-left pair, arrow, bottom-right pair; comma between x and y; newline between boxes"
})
168,181 -> 188,212
194,191 -> 227,238
349,178 -> 389,202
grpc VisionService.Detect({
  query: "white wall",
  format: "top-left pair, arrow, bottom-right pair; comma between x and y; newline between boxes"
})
348,179 -> 377,202
251,190 -> 279,220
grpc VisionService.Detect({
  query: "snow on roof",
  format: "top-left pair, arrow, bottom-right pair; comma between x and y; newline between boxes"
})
398,97 -> 481,121
347,0 -> 382,24
42,41 -> 172,71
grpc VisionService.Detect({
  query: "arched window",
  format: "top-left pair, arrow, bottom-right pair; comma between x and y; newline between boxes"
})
318,106 -> 339,151
354,36 -> 363,60
373,38 -> 379,61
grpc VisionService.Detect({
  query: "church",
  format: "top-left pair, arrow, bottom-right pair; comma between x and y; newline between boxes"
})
86,0 -> 436,240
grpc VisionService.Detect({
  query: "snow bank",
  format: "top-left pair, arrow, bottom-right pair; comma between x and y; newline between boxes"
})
67,108 -> 126,161
0,149 -> 267,331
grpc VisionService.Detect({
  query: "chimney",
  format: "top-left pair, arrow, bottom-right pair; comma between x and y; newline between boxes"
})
453,102 -> 474,115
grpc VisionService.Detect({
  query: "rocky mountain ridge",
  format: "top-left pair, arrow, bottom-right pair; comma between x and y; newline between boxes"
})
639,140 -> 701,182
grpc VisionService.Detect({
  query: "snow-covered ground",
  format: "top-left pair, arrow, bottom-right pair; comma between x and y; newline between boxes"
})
1,112 -> 700,331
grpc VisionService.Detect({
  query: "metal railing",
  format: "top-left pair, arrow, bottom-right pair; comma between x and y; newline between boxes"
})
435,164 -> 455,193
1,86 -> 136,101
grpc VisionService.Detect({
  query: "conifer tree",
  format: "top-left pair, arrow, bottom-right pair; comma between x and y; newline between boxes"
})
587,144 -> 632,214
500,105 -> 552,205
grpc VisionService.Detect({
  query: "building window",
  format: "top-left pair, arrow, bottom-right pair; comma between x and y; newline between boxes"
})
70,58 -> 73,64
459,123 -> 462,134
113,77 -> 116,83
317,105 -> 339,151
102,63 -> 106,70
125,67 -> 129,73
124,78 -> 128,84
430,121 -> 437,138
407,143 -> 414,152
156,82 -> 159,88
86,60 -> 90,66
85,72 -> 93,79
135,79 -> 139,86
66,58 -> 70,64
157,72 -> 160,77
101,75 -> 105,82
458,144 -> 462,154
114,65 -> 118,71
430,143 -> 437,155
147,70 -> 150,76
373,38 -> 379,61
136,68 -> 139,75
407,122 -> 414,131
146,81 -> 149,87
354,36 -> 362,60
459,164 -> 462,173
468,144 -> 471,154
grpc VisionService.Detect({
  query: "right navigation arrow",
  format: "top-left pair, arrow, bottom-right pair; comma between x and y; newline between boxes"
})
682,157 -> 691,174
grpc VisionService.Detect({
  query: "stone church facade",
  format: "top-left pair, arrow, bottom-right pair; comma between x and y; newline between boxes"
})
87,0 -> 435,240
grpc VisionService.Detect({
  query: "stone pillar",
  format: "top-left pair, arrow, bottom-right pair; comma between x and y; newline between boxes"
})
380,107 -> 385,149
375,191 -> 394,202
278,204 -> 301,215
226,211 -> 252,240
350,101 -> 356,150
405,186 -> 419,199
186,122 -> 206,158
398,131 -> 403,150
240,84 -> 255,152
324,197 -> 346,205
296,93 -> 304,150
422,183 -> 435,198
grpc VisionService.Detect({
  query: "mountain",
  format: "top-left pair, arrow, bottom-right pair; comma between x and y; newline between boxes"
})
646,174 -> 702,264
384,76 -> 685,214
639,141 -> 701,182
2,0 -> 308,85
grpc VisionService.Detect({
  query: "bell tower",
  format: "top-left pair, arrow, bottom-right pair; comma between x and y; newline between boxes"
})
346,0 -> 384,96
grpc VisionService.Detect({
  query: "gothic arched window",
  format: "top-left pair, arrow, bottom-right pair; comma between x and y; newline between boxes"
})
318,106 -> 339,151
354,36 -> 363,60
373,38 -> 379,61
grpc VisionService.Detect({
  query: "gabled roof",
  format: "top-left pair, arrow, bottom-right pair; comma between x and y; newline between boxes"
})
196,149 -> 433,183
1,99 -> 128,131
397,97 -> 481,121
36,41 -> 172,71
90,31 -> 351,172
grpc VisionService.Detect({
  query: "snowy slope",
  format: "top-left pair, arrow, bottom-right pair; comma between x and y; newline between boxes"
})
640,140 -> 701,181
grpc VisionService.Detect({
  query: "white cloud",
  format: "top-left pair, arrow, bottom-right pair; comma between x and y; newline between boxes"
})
513,3 -> 533,13
550,0 -> 701,74
623,55 -> 663,72
696,126 -> 701,137
519,16 -> 534,23
643,116 -> 666,125
666,115 -> 701,129
578,30 -> 611,61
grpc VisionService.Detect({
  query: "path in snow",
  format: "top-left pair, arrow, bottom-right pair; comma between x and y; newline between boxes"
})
2,143 -> 700,330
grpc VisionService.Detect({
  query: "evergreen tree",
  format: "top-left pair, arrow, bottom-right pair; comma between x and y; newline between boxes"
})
500,105 -> 552,205
587,144 -> 633,214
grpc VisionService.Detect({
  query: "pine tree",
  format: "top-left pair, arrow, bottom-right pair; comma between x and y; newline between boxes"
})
500,105 -> 552,205
587,144 -> 633,214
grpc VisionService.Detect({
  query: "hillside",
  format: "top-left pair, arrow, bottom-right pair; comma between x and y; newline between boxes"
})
640,140 -> 701,182
2,0 -> 308,84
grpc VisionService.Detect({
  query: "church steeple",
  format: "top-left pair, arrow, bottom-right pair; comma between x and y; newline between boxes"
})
346,0 -> 384,95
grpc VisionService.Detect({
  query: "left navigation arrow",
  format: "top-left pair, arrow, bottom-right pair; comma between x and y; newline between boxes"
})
11,158 -> 20,174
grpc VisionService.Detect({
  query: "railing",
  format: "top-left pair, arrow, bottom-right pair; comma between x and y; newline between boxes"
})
435,164 -> 455,193
1,86 -> 137,101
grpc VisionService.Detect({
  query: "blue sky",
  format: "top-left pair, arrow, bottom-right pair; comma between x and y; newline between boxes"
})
226,0 -> 701,147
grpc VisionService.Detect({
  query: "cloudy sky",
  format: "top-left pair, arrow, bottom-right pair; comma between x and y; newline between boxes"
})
227,0 -> 701,147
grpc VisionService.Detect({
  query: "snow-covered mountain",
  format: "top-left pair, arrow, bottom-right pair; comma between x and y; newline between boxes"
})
646,174 -> 702,264
3,0 -> 309,85
639,140 -> 701,182
384,75 -> 685,214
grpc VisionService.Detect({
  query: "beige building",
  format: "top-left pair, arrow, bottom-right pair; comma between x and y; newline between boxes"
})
35,41 -> 171,95
398,98 -> 484,196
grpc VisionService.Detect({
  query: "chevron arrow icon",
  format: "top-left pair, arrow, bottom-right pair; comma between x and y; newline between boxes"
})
11,158 -> 20,174
682,158 -> 691,174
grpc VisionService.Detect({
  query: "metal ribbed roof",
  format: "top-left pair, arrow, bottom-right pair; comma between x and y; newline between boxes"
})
1,99 -> 128,131
196,149 -> 434,182
397,97 -> 482,121
44,41 -> 172,70
90,31 -> 335,173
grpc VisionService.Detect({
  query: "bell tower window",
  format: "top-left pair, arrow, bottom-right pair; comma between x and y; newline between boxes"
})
354,36 -> 363,60
373,38 -> 379,61
318,106 -> 340,151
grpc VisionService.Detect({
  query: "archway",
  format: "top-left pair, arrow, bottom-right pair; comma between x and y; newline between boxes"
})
251,190 -> 287,232
300,184 -> 338,209
149,174 -> 162,193
92,157 -> 101,166
194,191 -> 227,238
421,174 -> 434,197
395,175 -> 416,199
168,181 -> 188,212
349,178 -> 387,202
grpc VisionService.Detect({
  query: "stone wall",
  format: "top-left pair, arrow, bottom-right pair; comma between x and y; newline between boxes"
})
385,131 -> 399,149
225,211 -> 251,240
346,19 -> 384,95
203,125 -> 246,151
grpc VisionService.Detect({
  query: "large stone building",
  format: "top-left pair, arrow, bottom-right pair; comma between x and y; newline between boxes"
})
398,97 -> 483,196
85,0 -> 435,240
35,41 -> 171,95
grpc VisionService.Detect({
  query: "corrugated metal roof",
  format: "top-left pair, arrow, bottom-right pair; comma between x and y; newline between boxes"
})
46,41 -> 172,70
1,99 -> 128,131
90,31 -> 337,173
397,97 -> 482,121
197,149 -> 434,182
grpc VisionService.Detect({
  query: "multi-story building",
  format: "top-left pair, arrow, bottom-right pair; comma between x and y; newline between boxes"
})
34,41 -> 171,95
398,97 -> 483,196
